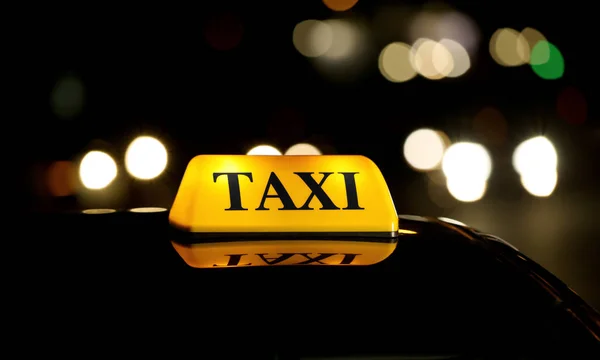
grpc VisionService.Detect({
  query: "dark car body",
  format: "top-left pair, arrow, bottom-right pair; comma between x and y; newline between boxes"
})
19,211 -> 600,358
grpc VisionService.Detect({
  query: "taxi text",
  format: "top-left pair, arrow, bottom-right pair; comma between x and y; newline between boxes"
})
213,172 -> 364,211
213,252 -> 361,266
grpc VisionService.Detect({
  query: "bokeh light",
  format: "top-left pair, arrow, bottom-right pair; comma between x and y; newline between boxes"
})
512,136 -> 557,175
517,27 -> 549,65
293,20 -> 333,58
442,142 -> 492,182
296,17 -> 372,83
320,19 -> 361,60
47,161 -> 77,197
125,136 -> 168,180
411,38 -> 454,80
378,42 -> 417,83
531,41 -> 564,80
439,39 -> 470,78
489,28 -> 528,67
285,143 -> 322,155
79,151 -> 118,190
408,9 -> 480,56
442,142 -> 492,202
294,19 -> 363,60
446,177 -> 487,202
247,145 -> 282,155
403,129 -> 448,171
436,11 -> 480,55
520,169 -> 558,197
50,75 -> 85,119
512,136 -> 558,197
322,0 -> 359,12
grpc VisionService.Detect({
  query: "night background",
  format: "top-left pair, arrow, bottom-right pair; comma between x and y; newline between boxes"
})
17,1 -> 599,310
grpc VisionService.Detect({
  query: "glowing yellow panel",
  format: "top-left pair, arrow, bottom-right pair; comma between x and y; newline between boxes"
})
172,241 -> 397,268
169,155 -> 400,268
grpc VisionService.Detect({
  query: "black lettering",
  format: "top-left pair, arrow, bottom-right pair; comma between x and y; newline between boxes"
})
256,172 -> 299,210
213,254 -> 251,267
213,172 -> 253,210
339,172 -> 364,210
339,253 -> 360,265
294,172 -> 340,210
296,253 -> 336,264
256,253 -> 295,265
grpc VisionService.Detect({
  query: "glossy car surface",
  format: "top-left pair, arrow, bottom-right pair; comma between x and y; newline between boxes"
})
22,212 -> 600,358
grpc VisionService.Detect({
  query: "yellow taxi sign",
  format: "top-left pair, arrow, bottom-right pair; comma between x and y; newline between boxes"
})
169,155 -> 399,268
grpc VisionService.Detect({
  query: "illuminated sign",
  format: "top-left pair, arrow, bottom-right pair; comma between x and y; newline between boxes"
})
171,241 -> 397,268
169,155 -> 401,268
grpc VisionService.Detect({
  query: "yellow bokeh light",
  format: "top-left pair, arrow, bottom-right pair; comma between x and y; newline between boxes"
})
293,20 -> 333,58
489,28 -> 529,67
79,151 -> 117,190
321,19 -> 360,60
378,42 -> 417,83
518,27 -> 550,65
439,39 -> 470,77
247,145 -> 282,155
411,38 -> 454,80
293,18 -> 362,64
125,136 -> 168,180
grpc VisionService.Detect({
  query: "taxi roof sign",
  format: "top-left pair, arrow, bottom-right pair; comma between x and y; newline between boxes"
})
169,155 -> 401,268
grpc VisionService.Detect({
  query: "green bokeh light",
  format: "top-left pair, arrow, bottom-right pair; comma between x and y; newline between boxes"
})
531,41 -> 564,80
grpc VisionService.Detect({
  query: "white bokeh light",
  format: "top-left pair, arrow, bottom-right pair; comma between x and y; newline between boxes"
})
442,142 -> 492,182
79,151 -> 117,190
403,129 -> 447,171
247,145 -> 282,155
513,136 -> 558,197
446,176 -> 487,202
512,136 -> 557,175
125,136 -> 168,180
442,142 -> 491,202
520,169 -> 557,197
285,143 -> 322,155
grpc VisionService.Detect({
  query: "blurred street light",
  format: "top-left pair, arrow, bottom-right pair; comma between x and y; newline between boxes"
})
79,151 -> 117,190
513,136 -> 558,197
125,136 -> 168,180
247,145 -> 282,155
285,143 -> 322,155
403,129 -> 448,171
442,142 -> 492,202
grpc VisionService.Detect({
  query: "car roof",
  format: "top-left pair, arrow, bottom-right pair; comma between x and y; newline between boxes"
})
23,210 -> 600,353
